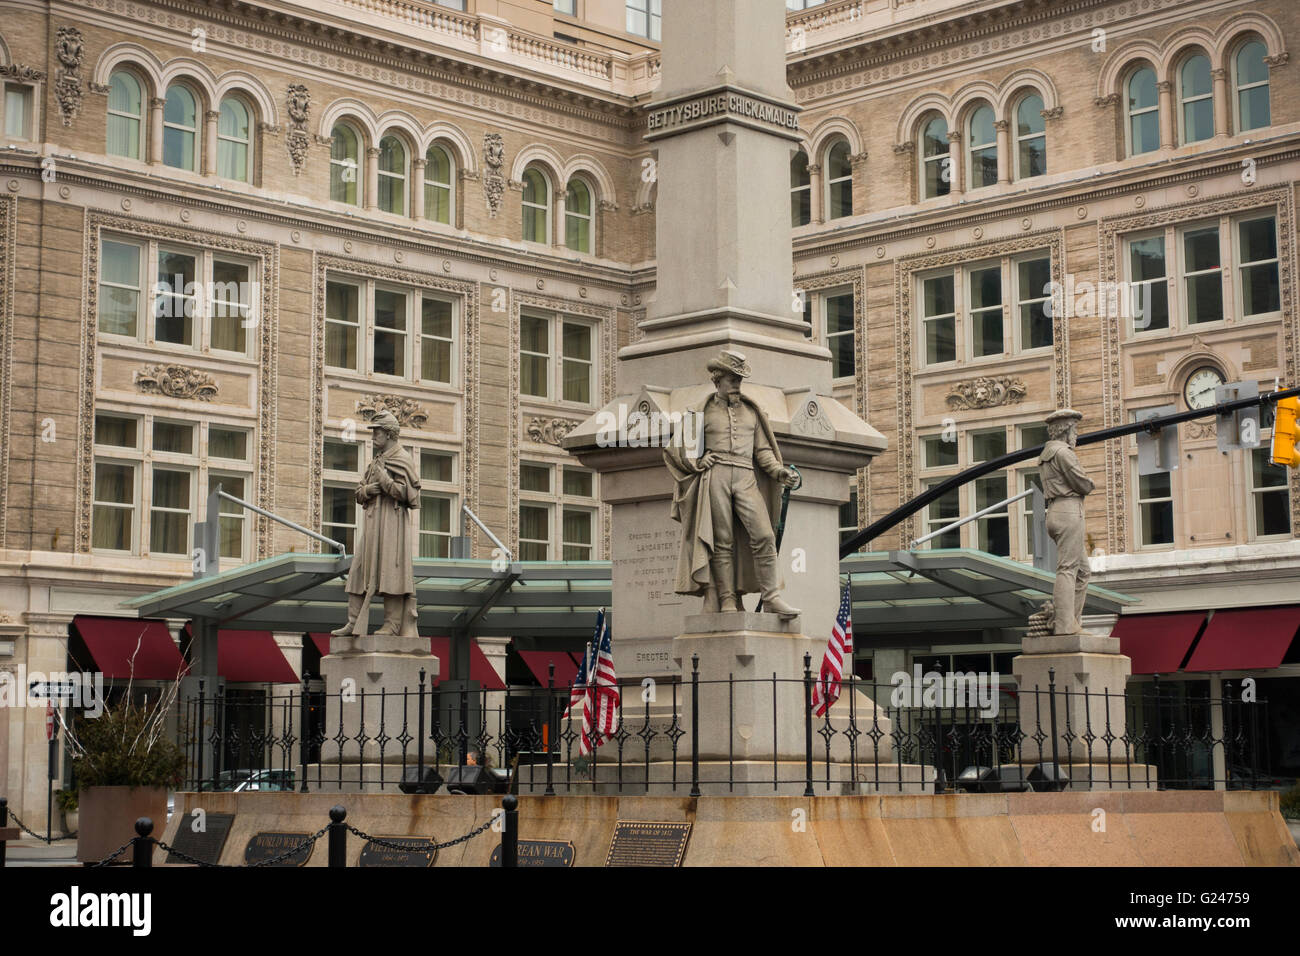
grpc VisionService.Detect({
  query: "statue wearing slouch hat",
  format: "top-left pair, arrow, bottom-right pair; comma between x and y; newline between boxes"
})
1037,408 -> 1096,636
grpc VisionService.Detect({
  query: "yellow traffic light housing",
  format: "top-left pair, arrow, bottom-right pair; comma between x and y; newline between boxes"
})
1271,396 -> 1300,467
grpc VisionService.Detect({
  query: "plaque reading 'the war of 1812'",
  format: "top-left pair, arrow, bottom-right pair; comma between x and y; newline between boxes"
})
605,821 -> 692,867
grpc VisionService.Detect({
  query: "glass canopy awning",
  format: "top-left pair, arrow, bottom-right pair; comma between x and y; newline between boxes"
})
123,548 -> 1133,638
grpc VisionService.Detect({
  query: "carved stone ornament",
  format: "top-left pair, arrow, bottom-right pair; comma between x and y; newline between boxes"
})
286,83 -> 310,126
356,394 -> 429,429
1026,601 -> 1055,638
790,398 -> 833,438
134,364 -> 219,401
1185,420 -> 1216,440
0,64 -> 46,83
945,376 -> 1027,410
286,129 -> 310,176
483,132 -> 506,218
526,416 -> 579,446
53,26 -> 84,127
285,84 -> 311,176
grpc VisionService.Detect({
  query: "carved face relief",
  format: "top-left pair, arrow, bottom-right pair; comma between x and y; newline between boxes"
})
286,84 -> 310,126
55,27 -> 84,70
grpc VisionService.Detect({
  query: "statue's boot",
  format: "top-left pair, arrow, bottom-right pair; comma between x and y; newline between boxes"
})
331,593 -> 366,636
711,554 -> 741,613
373,595 -> 405,636
755,552 -> 800,619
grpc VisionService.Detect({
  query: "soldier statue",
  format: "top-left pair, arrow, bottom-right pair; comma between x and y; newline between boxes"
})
1038,408 -> 1096,636
332,410 -> 422,638
664,349 -> 801,619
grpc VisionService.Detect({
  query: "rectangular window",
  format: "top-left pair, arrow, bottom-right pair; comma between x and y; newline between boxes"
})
209,427 -> 249,461
922,273 -> 956,364
95,414 -> 139,449
562,466 -> 593,497
4,83 -> 32,139
209,473 -> 245,560
153,420 -> 194,455
521,462 -> 551,493
1016,257 -> 1052,349
1181,224 -> 1222,325
922,434 -> 958,469
421,451 -> 454,485
92,461 -> 135,551
210,259 -> 250,353
839,486 -> 859,547
1128,235 -> 1169,333
372,288 -> 407,377
323,439 -> 359,472
322,484 -> 357,555
155,249 -> 197,346
421,297 -> 454,384
99,240 -> 142,337
1238,216 -> 1280,317
1138,471 -> 1174,546
824,291 -> 855,379
554,0 -> 577,14
1250,447 -> 1290,538
520,315 -> 550,399
562,508 -> 593,560
1019,469 -> 1044,561
968,265 -> 1003,358
419,492 -> 453,558
626,0 -> 661,40
562,321 -> 592,404
519,504 -> 550,560
325,281 -> 361,370
924,478 -> 961,549
971,428 -> 1009,556
150,467 -> 192,555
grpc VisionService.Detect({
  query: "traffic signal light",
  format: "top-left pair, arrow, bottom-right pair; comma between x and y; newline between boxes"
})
1271,396 -> 1300,467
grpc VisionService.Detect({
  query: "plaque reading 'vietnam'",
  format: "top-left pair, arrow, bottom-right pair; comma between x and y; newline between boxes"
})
165,812 -> 234,866
244,832 -> 314,867
605,821 -> 692,867
358,836 -> 437,868
490,840 -> 574,867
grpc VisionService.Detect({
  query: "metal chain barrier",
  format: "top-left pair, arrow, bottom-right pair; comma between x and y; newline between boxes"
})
150,838 -> 225,868
90,838 -> 136,867
7,810 -> 76,843
245,826 -> 329,867
345,815 -> 496,853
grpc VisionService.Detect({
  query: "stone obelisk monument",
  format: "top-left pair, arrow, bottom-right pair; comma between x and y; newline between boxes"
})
564,0 -> 891,790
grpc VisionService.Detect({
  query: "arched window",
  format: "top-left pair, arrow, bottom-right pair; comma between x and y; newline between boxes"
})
424,143 -> 454,225
1127,65 -> 1159,156
377,135 -> 407,215
330,123 -> 361,205
162,84 -> 198,170
565,178 -> 593,253
967,104 -> 997,189
217,96 -> 251,182
1015,94 -> 1046,179
522,166 -> 550,244
790,150 -> 810,227
825,140 -> 853,219
1179,53 -> 1213,144
1234,39 -> 1271,132
920,113 -> 950,199
107,70 -> 143,160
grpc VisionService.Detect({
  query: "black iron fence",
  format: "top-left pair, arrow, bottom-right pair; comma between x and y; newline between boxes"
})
176,659 -> 1282,795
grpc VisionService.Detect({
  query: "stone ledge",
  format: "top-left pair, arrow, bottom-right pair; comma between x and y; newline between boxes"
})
1017,633 -> 1122,655
682,610 -> 801,635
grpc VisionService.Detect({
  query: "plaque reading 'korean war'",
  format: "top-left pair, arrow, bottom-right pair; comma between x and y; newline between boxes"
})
165,812 -> 234,866
244,832 -> 314,867
490,840 -> 574,867
358,836 -> 437,867
605,821 -> 692,867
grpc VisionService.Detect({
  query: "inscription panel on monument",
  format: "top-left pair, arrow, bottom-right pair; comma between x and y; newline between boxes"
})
613,509 -> 685,674
358,836 -> 436,867
165,811 -> 234,866
605,821 -> 692,867
244,832 -> 314,867
490,840 -> 574,867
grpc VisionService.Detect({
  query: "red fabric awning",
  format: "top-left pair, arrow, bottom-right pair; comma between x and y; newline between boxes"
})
217,630 -> 299,684
1112,612 -> 1207,675
429,637 -> 506,690
71,616 -> 187,681
517,650 -> 583,689
308,633 -> 332,657
1184,606 -> 1300,672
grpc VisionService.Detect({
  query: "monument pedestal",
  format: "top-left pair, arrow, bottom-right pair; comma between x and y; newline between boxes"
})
320,635 -> 437,763
1012,633 -> 1133,766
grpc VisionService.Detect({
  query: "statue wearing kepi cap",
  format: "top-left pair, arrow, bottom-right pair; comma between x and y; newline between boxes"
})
1037,408 -> 1096,636
332,410 -> 421,638
664,350 -> 801,619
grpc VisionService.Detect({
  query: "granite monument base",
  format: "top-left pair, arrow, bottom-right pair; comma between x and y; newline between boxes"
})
320,638 -> 438,763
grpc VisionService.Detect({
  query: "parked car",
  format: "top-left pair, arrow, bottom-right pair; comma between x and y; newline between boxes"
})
232,769 -> 297,792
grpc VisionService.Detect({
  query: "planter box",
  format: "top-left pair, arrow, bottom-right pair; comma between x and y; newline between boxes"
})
76,786 -> 168,864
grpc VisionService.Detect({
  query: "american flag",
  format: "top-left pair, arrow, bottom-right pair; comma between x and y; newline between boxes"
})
581,610 -> 620,756
562,623 -> 597,722
811,581 -> 854,717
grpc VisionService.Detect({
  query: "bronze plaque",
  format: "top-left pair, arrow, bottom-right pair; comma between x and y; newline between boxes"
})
165,811 -> 234,866
358,836 -> 437,868
605,821 -> 692,867
243,831 -> 314,867
490,840 -> 574,867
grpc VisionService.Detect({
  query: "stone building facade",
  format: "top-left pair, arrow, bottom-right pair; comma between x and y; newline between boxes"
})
0,0 -> 1297,824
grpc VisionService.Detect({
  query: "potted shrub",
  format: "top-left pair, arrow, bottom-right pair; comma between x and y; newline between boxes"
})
54,789 -> 78,835
65,692 -> 185,864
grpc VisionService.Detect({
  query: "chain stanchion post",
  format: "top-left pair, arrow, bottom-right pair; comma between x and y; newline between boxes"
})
803,653 -> 814,798
196,678 -> 206,793
132,818 -> 154,868
545,663 -> 556,796
501,794 -> 518,868
417,668 -> 427,783
328,806 -> 347,867
1151,672 -> 1164,791
690,654 -> 701,798
299,672 -> 310,794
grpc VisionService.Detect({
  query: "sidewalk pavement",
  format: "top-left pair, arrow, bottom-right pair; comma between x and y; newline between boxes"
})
4,838 -> 79,867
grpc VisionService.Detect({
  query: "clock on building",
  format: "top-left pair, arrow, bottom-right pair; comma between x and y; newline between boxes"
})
1183,366 -> 1225,410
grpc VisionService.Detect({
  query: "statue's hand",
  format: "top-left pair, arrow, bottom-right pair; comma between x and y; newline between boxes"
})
778,467 -> 798,488
698,452 -> 719,470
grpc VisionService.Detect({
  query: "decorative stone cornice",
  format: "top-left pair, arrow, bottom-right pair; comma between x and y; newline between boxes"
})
356,393 -> 429,429
1265,52 -> 1290,68
892,141 -> 914,154
259,123 -> 283,136
945,375 -> 1027,410
598,199 -> 618,212
1040,106 -> 1064,120
850,150 -> 869,168
133,364 -> 219,401
525,416 -> 580,446
0,64 -> 46,83
1094,93 -> 1120,108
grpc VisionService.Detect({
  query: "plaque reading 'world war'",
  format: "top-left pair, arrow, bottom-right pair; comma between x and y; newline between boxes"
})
244,832 -> 314,867
358,836 -> 437,868
605,821 -> 692,867
165,812 -> 234,866
490,840 -> 574,867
